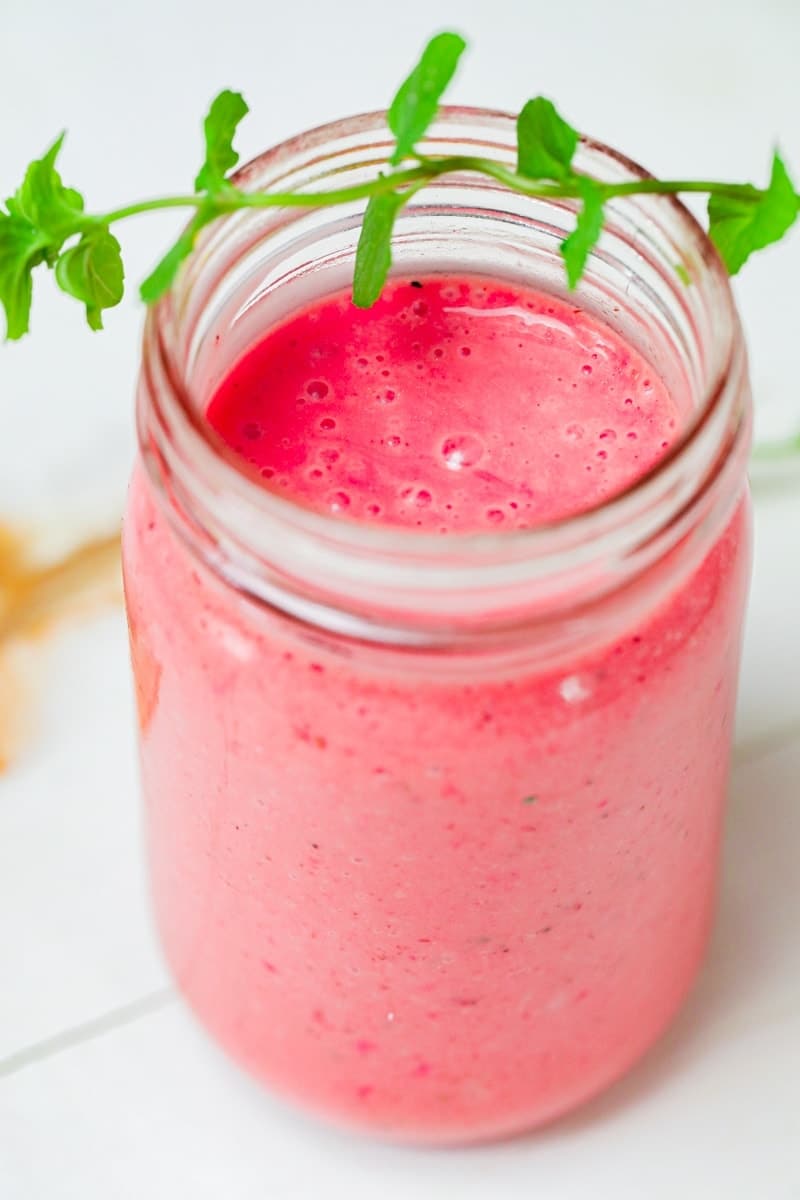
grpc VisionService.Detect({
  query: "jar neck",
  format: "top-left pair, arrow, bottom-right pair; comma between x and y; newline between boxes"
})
138,107 -> 751,652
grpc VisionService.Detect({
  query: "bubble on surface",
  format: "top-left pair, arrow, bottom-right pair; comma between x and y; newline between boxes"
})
320,449 -> 340,464
329,491 -> 351,511
306,380 -> 329,400
599,429 -> 617,441
319,417 -> 336,431
440,434 -> 484,471
559,675 -> 591,704
486,509 -> 505,524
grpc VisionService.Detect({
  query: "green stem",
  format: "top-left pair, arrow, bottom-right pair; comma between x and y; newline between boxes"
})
99,164 -> 446,226
100,196 -> 205,222
98,158 -> 800,233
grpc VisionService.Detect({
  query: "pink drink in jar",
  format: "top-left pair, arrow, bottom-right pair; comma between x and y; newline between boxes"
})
124,112 -> 751,1142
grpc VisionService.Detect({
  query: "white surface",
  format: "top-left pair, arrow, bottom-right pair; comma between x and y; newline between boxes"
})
1,1 -> 799,1196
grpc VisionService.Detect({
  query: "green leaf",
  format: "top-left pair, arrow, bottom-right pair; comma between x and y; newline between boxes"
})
0,133 -> 91,338
560,178 -> 604,289
388,32 -> 466,165
352,189 -> 408,308
0,211 -> 46,339
9,134 -> 86,243
194,90 -> 249,192
708,152 -> 799,275
55,229 -> 124,331
516,97 -> 579,181
139,205 -> 221,302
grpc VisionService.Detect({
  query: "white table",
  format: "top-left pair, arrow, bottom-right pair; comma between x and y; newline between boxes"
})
1,1 -> 799,1195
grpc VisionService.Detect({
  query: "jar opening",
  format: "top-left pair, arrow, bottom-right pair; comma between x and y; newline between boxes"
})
139,107 -> 751,644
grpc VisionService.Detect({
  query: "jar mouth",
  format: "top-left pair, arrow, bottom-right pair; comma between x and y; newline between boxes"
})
141,106 -> 750,637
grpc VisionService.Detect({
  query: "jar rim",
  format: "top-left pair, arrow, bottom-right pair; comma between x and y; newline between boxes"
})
140,106 -> 750,638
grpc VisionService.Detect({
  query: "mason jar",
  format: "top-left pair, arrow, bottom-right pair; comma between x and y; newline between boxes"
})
122,108 -> 752,1143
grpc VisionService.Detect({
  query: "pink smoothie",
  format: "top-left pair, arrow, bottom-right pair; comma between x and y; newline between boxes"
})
206,277 -> 678,531
124,275 -> 750,1141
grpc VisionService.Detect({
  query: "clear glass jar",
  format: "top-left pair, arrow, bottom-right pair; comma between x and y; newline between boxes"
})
123,108 -> 752,1143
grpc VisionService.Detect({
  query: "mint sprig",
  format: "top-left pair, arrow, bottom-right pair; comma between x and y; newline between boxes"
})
1,31 -> 798,343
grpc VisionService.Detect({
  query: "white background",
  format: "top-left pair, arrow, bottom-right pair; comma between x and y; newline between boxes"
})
1,1 -> 799,1196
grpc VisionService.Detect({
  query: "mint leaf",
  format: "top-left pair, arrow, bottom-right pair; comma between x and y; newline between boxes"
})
708,152 -> 799,274
145,88 -> 249,302
352,190 -> 408,307
517,97 -> 579,181
195,90 -> 249,193
55,230 -> 124,331
0,211 -> 46,339
388,32 -> 466,165
561,178 -> 604,288
0,135 -> 93,339
9,134 -> 86,244
140,205 -> 221,302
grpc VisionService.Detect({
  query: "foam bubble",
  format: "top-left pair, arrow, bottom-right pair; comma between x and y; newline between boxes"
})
441,434 -> 484,470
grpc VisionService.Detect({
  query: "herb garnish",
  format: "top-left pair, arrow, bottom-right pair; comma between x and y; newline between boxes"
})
1,31 -> 797,342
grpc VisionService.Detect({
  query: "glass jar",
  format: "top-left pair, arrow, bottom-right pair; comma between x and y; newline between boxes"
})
123,108 -> 752,1143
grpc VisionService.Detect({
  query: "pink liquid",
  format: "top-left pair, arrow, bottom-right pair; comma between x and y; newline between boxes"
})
206,277 -> 678,530
124,275 -> 750,1141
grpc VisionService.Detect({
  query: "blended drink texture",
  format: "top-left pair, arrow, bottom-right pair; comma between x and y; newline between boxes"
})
124,276 -> 750,1140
